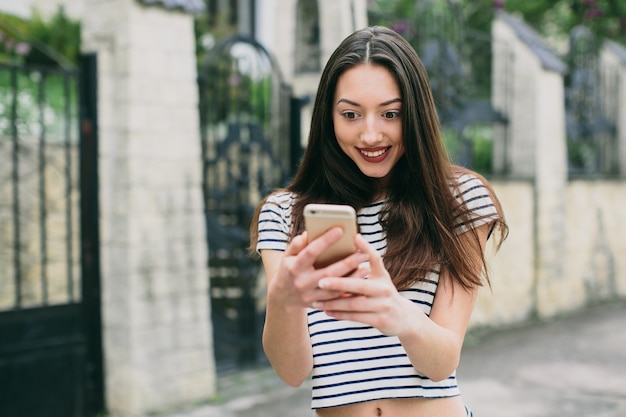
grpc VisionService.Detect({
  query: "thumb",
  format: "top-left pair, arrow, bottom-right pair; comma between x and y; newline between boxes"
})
285,231 -> 308,256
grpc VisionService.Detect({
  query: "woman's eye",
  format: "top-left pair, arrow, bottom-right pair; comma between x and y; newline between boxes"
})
342,111 -> 359,120
382,111 -> 400,119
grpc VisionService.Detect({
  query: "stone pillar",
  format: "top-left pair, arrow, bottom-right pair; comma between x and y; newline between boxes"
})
318,0 -> 367,63
492,12 -> 570,318
81,1 -> 216,415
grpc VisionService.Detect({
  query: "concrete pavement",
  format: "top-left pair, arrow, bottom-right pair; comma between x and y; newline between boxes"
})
458,299 -> 626,417
166,300 -> 626,417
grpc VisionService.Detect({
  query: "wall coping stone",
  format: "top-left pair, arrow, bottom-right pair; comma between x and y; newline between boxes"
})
605,39 -> 626,64
138,0 -> 205,14
497,10 -> 567,75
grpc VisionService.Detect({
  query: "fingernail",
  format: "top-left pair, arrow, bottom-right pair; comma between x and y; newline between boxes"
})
317,279 -> 328,289
312,301 -> 323,309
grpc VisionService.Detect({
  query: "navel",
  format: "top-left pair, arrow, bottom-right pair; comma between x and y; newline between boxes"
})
376,407 -> 382,416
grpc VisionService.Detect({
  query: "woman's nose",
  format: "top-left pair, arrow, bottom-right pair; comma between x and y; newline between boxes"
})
360,117 -> 381,144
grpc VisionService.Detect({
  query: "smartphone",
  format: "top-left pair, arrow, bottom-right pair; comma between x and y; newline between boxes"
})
304,203 -> 358,268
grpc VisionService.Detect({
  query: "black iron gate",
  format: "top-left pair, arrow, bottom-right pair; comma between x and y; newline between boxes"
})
565,26 -> 618,175
198,35 -> 298,372
0,54 -> 104,417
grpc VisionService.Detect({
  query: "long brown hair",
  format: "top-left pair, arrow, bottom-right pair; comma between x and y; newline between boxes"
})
250,26 -> 507,290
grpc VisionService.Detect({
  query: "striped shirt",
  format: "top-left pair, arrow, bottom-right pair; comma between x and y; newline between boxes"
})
256,173 -> 499,409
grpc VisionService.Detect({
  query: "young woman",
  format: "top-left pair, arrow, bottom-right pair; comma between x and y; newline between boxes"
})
250,26 -> 507,417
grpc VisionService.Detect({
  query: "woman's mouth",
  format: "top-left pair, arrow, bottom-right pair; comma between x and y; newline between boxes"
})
359,147 -> 390,162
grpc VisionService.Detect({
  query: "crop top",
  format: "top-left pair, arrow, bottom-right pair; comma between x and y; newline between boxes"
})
256,173 -> 499,409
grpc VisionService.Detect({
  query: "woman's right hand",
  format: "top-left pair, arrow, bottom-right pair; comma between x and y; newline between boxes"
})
265,227 -> 370,309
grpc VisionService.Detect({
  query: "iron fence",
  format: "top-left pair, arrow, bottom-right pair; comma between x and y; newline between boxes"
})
566,26 -> 620,176
0,62 -> 81,311
0,55 -> 104,417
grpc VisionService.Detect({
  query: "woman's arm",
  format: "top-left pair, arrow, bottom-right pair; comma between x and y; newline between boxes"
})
261,246 -> 313,387
261,229 -> 371,386
313,223 -> 491,382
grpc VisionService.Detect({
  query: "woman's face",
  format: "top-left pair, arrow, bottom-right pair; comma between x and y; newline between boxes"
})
332,64 -> 404,183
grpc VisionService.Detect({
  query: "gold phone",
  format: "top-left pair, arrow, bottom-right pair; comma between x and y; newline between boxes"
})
304,203 -> 358,268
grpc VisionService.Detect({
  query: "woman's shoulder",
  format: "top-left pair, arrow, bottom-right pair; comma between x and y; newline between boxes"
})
261,189 -> 296,213
449,166 -> 491,192
261,190 -> 297,212
448,167 -> 501,231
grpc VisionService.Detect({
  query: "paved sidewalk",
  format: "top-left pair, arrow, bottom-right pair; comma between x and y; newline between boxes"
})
459,300 -> 626,417
167,300 -> 626,417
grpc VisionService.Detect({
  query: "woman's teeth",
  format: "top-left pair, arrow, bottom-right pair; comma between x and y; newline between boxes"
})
361,148 -> 386,157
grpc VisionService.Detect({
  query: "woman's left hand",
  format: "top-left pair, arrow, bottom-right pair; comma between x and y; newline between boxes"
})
313,234 -> 418,337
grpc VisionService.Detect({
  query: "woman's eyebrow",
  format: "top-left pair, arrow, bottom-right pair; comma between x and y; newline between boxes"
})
336,98 -> 360,106
336,97 -> 402,106
381,98 -> 402,106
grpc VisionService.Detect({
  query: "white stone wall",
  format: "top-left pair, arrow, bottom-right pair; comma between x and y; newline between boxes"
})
81,1 -> 216,415
472,180 -> 535,327
472,178 -> 626,328
564,181 -> 626,301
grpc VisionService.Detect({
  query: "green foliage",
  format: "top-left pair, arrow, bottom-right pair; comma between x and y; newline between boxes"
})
0,13 -> 31,64
442,127 -> 462,161
369,0 -> 626,49
567,140 -> 599,174
194,8 -> 238,68
442,126 -> 493,175
0,66 -> 78,142
0,7 -> 80,68
25,8 -> 80,67
0,9 -> 79,142
469,126 -> 493,176
505,0 -> 626,45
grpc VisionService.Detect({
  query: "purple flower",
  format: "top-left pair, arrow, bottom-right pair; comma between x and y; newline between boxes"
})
15,42 -> 31,56
585,7 -> 603,20
392,21 -> 408,35
228,74 -> 240,86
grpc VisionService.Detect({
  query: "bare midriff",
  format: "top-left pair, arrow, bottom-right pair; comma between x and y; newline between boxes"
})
315,396 -> 467,417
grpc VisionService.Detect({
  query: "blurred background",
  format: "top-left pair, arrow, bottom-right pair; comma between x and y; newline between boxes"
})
0,1 -> 625,416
